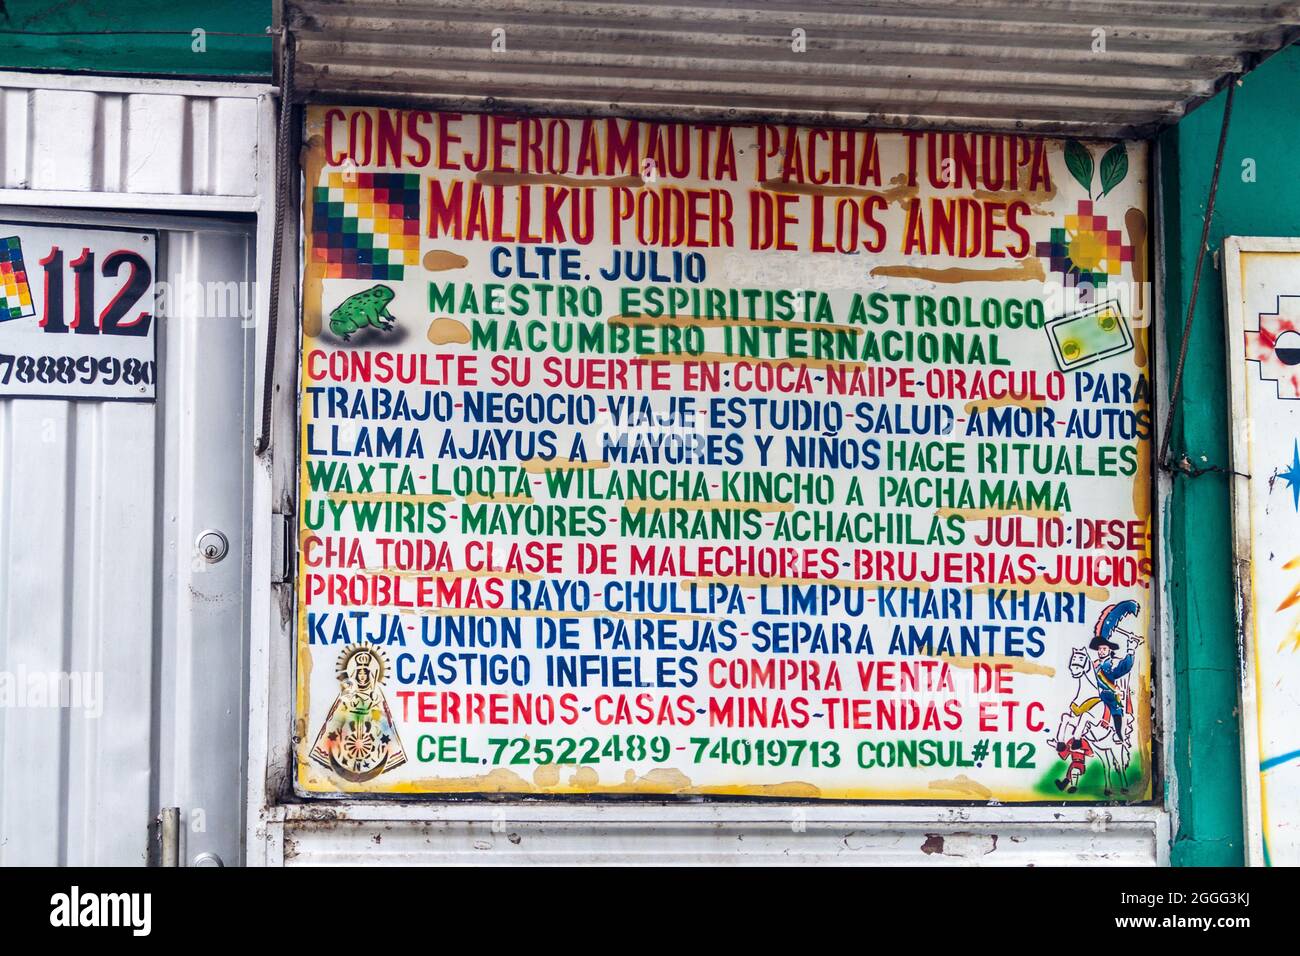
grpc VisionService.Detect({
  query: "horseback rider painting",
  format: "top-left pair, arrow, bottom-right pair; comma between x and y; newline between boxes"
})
1089,600 -> 1144,745
1050,600 -> 1145,795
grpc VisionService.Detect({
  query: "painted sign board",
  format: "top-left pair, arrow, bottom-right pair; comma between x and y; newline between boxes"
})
0,221 -> 156,401
1223,236 -> 1300,865
296,107 -> 1153,801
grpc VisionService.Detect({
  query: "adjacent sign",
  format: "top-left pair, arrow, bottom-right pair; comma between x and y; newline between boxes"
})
0,222 -> 156,401
1224,236 -> 1300,865
296,107 -> 1153,801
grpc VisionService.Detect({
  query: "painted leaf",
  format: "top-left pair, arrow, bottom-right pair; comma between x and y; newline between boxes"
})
1099,143 -> 1129,197
1064,140 -> 1094,194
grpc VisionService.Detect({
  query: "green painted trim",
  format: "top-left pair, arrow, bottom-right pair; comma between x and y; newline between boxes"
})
0,1 -> 272,78
1160,44 -> 1300,866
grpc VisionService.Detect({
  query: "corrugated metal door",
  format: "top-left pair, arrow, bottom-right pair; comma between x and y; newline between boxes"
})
0,209 -> 254,866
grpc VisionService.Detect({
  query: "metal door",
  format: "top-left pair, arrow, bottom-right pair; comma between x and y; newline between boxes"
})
0,209 -> 254,865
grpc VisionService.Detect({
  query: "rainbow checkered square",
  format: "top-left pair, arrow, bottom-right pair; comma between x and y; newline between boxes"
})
0,236 -> 34,322
1035,200 -> 1135,302
311,172 -> 421,280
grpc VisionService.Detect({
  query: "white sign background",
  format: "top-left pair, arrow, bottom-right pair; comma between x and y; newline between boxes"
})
296,109 -> 1153,802
1225,236 -> 1300,866
0,221 -> 156,402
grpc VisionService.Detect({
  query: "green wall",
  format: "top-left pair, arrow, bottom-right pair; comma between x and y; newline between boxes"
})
1159,44 -> 1300,866
0,1 -> 271,77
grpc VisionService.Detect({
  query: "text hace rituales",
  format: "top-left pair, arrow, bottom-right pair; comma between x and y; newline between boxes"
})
295,107 -> 1153,801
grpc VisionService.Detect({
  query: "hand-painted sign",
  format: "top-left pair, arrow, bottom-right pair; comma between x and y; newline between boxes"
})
1224,236 -> 1300,864
296,107 -> 1153,801
0,222 -> 156,401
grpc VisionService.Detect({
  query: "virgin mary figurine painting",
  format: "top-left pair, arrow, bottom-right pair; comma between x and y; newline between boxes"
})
310,646 -> 408,782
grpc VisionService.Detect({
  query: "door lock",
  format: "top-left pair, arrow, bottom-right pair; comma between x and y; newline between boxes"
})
196,529 -> 229,563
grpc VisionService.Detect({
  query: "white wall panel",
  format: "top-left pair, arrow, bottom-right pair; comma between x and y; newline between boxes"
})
0,77 -> 267,866
0,81 -> 262,197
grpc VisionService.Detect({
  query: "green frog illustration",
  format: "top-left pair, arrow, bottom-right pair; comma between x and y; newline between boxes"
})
329,285 -> 398,341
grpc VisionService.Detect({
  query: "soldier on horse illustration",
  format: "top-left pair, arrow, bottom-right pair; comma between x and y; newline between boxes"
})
1049,600 -> 1144,794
